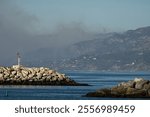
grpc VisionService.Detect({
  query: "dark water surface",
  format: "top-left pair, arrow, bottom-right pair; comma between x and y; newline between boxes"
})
0,71 -> 150,100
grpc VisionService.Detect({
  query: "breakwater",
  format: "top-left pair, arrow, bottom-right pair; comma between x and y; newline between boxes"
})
0,65 -> 83,85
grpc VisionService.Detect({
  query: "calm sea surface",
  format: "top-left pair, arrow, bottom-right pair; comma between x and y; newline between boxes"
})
0,71 -> 150,100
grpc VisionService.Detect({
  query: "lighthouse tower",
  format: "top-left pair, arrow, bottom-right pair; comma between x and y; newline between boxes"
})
12,52 -> 22,69
17,52 -> 21,66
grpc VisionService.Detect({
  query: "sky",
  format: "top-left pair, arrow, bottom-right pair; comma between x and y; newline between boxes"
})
0,0 -> 150,65
15,0 -> 150,32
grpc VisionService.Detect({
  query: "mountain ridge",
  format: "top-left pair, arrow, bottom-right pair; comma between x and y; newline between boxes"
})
23,26 -> 150,71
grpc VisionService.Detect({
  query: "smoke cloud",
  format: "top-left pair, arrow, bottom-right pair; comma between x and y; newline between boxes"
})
0,1 -> 40,64
0,1 -> 99,66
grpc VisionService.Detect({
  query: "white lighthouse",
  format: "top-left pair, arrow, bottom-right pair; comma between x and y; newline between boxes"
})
17,52 -> 21,66
12,52 -> 22,69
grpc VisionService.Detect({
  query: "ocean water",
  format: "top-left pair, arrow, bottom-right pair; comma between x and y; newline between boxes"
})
0,71 -> 150,100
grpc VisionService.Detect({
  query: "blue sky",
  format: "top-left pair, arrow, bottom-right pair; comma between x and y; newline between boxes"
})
15,0 -> 150,32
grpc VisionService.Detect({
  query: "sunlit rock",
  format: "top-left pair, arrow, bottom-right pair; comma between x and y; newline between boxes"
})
0,65 -> 88,86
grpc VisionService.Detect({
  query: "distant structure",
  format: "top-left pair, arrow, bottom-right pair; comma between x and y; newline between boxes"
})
17,52 -> 21,66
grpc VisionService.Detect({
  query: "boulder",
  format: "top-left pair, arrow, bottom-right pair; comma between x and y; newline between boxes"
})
0,68 -> 4,73
21,70 -> 29,76
48,70 -> 55,74
0,74 -> 4,80
143,83 -> 150,90
11,71 -> 17,75
134,78 -> 144,82
135,80 -> 149,89
111,86 -> 127,96
118,80 -> 135,88
36,73 -> 42,79
58,76 -> 64,81
4,71 -> 10,77
51,76 -> 57,81
126,89 -> 146,97
28,73 -> 34,78
85,78 -> 150,98
0,74 -> 3,78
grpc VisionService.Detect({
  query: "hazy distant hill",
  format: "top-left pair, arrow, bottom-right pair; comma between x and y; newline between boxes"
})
23,26 -> 150,71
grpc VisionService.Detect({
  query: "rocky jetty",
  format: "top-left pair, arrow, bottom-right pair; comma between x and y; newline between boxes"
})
0,65 -> 85,86
86,78 -> 150,98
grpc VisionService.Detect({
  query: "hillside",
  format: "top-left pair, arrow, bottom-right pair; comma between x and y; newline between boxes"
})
23,26 -> 150,71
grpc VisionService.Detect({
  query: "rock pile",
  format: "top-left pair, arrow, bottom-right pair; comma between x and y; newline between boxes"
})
86,78 -> 150,98
0,65 -> 83,86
